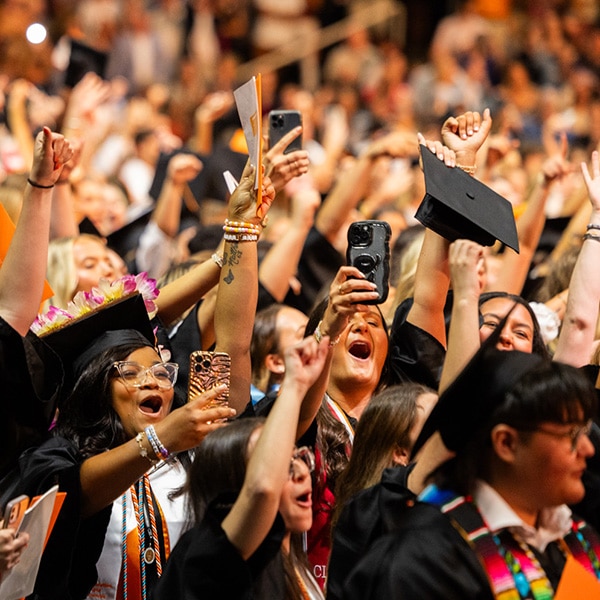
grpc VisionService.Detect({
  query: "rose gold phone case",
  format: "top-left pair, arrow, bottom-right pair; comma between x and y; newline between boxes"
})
188,351 -> 231,407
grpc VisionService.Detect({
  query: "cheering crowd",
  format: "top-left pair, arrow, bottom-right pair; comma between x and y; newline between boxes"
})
3,0 -> 600,598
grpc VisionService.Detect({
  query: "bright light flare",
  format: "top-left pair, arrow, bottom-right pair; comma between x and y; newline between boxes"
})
26,23 -> 47,45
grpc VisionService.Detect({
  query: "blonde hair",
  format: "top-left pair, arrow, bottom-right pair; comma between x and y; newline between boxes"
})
388,230 -> 425,317
46,234 -> 107,309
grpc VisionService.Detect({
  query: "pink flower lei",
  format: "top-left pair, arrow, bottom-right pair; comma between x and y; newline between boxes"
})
31,272 -> 159,336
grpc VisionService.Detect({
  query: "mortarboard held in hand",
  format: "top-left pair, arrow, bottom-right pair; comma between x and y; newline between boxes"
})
415,144 -> 520,253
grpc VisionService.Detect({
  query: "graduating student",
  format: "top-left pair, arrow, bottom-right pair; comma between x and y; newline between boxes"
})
343,344 -> 600,599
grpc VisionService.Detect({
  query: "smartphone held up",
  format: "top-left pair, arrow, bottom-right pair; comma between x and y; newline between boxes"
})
268,110 -> 303,154
346,220 -> 391,305
188,351 -> 231,409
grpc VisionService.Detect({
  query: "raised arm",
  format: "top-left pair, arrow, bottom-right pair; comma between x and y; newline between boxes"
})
438,239 -> 485,393
491,133 -> 574,295
259,180 -> 320,302
214,162 -> 276,412
296,265 -> 379,439
136,152 -> 203,279
222,334 -> 328,559
407,110 -> 492,346
316,129 -> 417,245
553,150 -> 600,366
0,127 -> 74,335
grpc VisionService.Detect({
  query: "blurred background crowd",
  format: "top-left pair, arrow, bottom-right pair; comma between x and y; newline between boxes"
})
2,0 -> 600,317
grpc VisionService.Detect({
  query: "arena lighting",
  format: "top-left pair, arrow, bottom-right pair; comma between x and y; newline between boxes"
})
26,23 -> 47,45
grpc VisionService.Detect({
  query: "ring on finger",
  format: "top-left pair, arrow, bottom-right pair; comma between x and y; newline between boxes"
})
338,285 -> 345,295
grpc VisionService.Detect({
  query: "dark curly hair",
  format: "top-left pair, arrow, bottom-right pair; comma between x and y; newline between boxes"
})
55,342 -> 185,458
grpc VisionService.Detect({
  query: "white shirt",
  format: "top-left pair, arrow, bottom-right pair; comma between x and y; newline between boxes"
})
474,479 -> 573,553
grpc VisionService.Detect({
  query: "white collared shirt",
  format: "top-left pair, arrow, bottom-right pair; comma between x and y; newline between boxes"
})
473,480 -> 573,553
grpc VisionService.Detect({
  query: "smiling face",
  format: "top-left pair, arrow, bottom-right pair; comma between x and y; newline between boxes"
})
110,346 -> 174,439
479,297 -> 534,353
330,307 -> 389,394
73,236 -> 116,296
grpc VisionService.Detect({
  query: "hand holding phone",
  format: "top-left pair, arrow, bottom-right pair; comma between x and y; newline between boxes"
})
2,495 -> 29,532
268,110 -> 302,154
346,220 -> 391,304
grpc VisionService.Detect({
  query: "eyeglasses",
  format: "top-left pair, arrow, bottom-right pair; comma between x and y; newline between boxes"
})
524,420 -> 593,452
289,446 -> 315,479
113,361 -> 179,390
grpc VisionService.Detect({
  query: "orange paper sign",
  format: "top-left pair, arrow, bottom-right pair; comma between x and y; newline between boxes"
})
0,204 -> 54,303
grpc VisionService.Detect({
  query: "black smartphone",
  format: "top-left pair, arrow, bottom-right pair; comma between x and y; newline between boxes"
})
346,220 -> 391,305
268,110 -> 302,154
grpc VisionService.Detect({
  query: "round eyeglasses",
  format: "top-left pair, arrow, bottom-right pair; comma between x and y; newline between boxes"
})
289,446 -> 315,479
113,361 -> 179,390
522,420 -> 593,452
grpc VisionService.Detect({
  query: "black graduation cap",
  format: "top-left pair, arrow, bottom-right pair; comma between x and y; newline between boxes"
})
78,216 -> 102,237
412,347 -> 544,458
105,207 -> 154,270
415,145 -> 520,252
40,294 -> 155,389
64,38 -> 108,88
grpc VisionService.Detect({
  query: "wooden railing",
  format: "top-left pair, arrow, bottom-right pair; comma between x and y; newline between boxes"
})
236,0 -> 406,90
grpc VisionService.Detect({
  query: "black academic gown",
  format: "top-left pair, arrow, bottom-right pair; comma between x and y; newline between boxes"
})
0,436 -> 111,600
388,299 -> 447,390
341,502 -> 495,600
0,316 -> 63,479
327,466 -> 415,600
151,493 -> 286,600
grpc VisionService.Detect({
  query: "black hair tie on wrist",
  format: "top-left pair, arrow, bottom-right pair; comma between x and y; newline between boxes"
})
27,178 -> 54,189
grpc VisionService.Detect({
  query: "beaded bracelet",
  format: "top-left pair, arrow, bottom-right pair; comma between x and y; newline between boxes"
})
135,432 -> 158,466
27,178 -> 54,189
313,320 -> 341,347
586,223 -> 600,231
583,232 -> 600,244
144,426 -> 162,460
224,232 -> 259,243
223,219 -> 261,236
145,425 -> 170,461
456,164 -> 477,175
225,218 -> 261,228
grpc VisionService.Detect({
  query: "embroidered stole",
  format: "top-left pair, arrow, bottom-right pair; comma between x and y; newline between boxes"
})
419,485 -> 600,600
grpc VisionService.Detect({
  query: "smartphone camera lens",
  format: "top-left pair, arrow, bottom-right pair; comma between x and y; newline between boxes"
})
350,224 -> 372,246
272,114 -> 285,128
